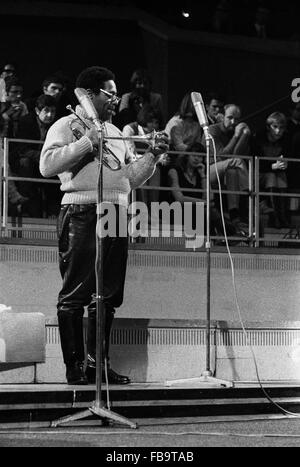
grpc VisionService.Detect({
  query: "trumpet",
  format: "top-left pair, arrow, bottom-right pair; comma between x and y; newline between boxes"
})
66,105 -> 121,171
107,130 -> 168,149
67,106 -> 168,168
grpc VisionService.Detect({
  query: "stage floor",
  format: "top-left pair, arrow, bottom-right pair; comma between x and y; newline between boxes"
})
0,381 -> 300,430
2,381 -> 300,393
1,383 -> 300,447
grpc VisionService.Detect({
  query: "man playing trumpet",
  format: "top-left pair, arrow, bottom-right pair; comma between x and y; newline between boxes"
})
40,66 -> 169,385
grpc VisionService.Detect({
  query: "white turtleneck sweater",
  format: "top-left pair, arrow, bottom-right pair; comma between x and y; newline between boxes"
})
40,106 -> 157,207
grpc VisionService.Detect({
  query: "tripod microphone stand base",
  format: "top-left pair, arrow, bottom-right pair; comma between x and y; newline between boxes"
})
165,371 -> 233,388
51,401 -> 137,429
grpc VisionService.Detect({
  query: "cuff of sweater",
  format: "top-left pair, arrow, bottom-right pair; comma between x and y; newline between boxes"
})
75,135 -> 93,154
144,152 -> 156,164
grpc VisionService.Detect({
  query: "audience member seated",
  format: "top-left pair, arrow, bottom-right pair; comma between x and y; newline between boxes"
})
0,63 -> 17,102
252,112 -> 290,228
205,91 -> 225,125
123,103 -> 166,206
168,149 -> 206,204
164,112 -> 182,140
0,75 -> 29,216
164,95 -> 185,139
6,165 -> 29,215
168,146 -> 238,238
49,70 -> 77,119
0,77 -> 28,139
165,90 -> 224,138
0,63 -> 17,80
26,73 -> 73,120
170,92 -> 204,154
114,90 -> 149,130
12,94 -> 59,218
118,68 -> 164,124
204,103 -> 251,236
123,103 -> 163,155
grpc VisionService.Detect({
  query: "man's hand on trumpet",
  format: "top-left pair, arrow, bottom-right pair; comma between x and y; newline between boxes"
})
86,127 -> 100,149
149,131 -> 170,163
84,126 -> 170,164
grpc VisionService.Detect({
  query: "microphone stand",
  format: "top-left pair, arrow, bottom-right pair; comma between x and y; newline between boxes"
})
165,128 -> 232,388
52,123 -> 137,429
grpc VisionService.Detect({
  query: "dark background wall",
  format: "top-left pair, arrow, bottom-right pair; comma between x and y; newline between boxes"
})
0,14 -> 146,98
0,6 -> 299,130
168,40 -> 300,130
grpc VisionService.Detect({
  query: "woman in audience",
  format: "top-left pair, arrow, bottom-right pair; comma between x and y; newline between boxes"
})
252,112 -> 290,228
116,90 -> 150,133
123,103 -> 166,206
119,68 -> 164,122
169,92 -> 204,153
168,143 -> 237,238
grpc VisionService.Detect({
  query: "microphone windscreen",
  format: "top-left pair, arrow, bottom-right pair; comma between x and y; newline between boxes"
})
191,91 -> 208,128
191,91 -> 204,107
74,88 -> 98,121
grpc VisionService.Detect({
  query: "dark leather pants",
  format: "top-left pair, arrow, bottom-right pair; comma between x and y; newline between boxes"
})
57,204 -> 128,365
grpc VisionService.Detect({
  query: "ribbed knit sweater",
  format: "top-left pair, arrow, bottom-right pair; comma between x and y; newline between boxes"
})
40,106 -> 157,207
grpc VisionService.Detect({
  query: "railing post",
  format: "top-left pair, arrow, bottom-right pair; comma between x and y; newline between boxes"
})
129,189 -> 137,244
254,156 -> 260,248
0,142 -> 2,230
248,156 -> 254,247
2,137 -> 9,235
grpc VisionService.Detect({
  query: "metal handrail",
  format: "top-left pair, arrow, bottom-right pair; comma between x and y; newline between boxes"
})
1,137 -> 300,247
1,138 -> 57,234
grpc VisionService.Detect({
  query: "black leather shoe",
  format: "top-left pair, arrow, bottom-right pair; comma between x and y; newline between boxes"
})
66,361 -> 88,385
86,364 -> 131,385
105,367 -> 131,385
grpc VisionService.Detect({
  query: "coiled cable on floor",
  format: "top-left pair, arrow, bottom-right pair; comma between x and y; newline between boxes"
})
210,135 -> 300,418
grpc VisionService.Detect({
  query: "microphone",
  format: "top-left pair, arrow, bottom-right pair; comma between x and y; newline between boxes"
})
74,88 -> 102,131
191,92 -> 210,140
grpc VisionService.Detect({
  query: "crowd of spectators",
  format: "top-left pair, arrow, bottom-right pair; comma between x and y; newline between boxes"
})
1,62 -> 300,239
0,63 -> 76,218
114,69 -> 300,235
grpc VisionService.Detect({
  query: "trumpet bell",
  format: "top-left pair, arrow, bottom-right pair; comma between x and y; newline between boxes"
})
103,150 -> 122,171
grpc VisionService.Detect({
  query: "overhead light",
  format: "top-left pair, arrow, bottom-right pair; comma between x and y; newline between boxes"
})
182,10 -> 190,19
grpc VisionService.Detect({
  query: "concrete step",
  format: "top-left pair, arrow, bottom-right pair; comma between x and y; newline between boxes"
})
0,383 -> 299,427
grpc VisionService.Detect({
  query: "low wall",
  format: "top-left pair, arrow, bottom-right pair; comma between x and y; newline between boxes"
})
1,244 -> 300,383
1,318 -> 300,384
1,244 -> 300,323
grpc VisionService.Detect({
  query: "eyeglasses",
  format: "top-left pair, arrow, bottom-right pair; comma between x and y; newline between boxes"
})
48,85 -> 63,91
8,90 -> 22,95
100,88 -> 120,105
270,124 -> 285,131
